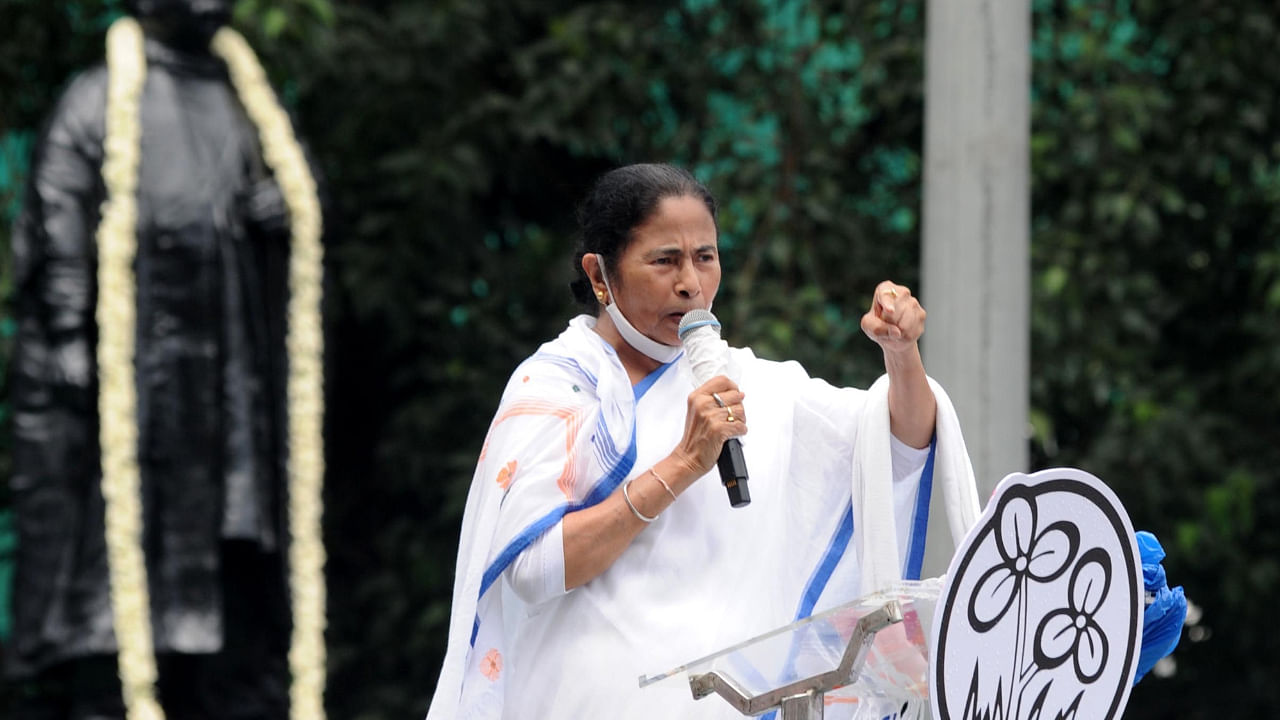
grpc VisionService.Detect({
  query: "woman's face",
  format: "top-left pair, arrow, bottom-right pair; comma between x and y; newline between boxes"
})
606,194 -> 721,346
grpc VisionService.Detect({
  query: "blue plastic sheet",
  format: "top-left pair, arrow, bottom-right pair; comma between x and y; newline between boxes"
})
1133,530 -> 1188,684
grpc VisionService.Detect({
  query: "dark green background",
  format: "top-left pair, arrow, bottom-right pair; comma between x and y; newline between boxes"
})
2,0 -> 1277,716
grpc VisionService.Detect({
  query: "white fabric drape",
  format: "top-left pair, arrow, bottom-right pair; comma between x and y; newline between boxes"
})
426,316 -> 979,719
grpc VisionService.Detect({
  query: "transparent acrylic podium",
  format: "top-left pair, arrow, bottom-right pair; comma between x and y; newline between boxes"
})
640,579 -> 942,720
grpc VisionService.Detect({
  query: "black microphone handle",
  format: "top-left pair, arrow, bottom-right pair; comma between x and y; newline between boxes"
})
716,438 -> 751,508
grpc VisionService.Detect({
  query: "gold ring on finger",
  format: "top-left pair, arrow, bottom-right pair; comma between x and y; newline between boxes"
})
726,407 -> 737,423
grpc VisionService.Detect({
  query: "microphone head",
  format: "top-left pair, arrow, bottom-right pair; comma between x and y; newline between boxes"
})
678,309 -> 721,340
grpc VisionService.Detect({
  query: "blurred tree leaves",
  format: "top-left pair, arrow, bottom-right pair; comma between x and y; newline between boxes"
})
1030,1 -> 1280,713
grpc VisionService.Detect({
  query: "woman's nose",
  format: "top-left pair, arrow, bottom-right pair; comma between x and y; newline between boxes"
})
675,262 -> 701,297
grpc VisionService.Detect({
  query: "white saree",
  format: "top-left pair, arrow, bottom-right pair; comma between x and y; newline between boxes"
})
427,316 -> 980,719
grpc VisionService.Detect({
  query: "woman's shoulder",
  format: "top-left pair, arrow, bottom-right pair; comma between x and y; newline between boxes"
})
496,319 -> 622,407
501,352 -> 598,401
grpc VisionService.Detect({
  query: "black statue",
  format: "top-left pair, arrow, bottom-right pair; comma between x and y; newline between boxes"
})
6,1 -> 320,717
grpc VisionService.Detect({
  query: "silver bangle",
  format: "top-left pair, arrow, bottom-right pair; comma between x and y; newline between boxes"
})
621,478 -> 658,523
648,468 -> 678,502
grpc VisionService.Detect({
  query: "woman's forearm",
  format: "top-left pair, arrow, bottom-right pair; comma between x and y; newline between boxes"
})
884,343 -> 936,449
561,456 -> 698,589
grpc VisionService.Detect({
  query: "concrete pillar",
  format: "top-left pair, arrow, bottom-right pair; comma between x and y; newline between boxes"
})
921,0 -> 1030,508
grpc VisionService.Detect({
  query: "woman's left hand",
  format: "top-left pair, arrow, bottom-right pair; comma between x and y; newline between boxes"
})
861,280 -> 934,448
861,280 -> 926,355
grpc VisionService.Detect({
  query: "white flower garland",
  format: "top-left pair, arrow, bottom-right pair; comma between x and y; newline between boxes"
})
99,17 -> 327,720
98,17 -> 163,720
210,26 -> 327,720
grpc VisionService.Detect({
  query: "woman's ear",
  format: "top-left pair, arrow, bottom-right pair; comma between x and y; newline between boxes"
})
582,254 -> 609,305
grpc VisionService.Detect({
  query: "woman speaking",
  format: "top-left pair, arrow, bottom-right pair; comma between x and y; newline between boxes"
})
426,163 -> 981,718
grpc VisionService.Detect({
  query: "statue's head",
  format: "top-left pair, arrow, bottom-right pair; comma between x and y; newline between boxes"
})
128,0 -> 233,51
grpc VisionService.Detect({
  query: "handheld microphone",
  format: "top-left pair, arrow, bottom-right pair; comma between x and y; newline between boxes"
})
678,309 -> 750,508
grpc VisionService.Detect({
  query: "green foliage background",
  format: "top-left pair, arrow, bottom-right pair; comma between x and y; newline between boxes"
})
1,0 -> 1277,716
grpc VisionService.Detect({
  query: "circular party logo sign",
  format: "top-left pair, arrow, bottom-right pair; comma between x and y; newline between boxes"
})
930,468 -> 1141,720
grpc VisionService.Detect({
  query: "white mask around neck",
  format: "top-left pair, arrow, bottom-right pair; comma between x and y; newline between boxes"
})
596,254 -> 683,364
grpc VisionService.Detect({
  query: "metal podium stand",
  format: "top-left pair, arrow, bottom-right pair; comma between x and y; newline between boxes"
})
689,601 -> 902,719
640,581 -> 941,720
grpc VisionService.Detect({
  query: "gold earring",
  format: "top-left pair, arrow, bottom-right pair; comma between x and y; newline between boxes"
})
596,290 -> 607,302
